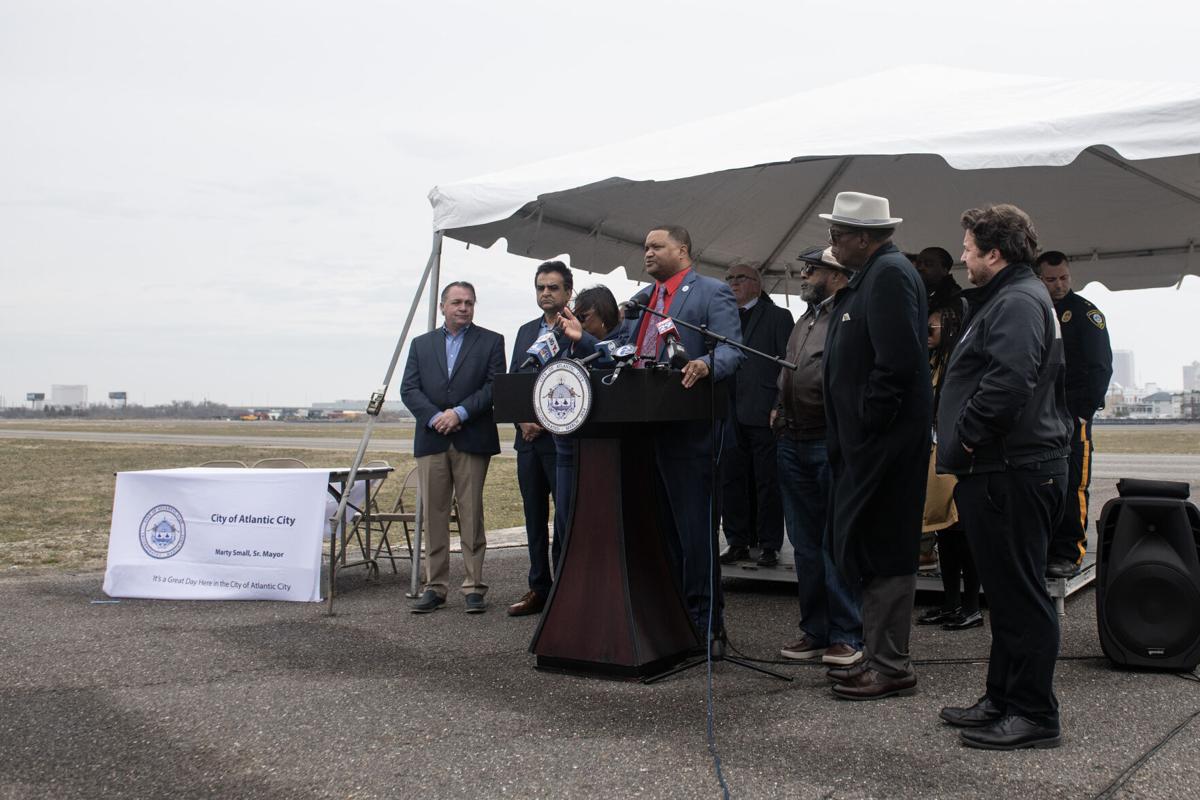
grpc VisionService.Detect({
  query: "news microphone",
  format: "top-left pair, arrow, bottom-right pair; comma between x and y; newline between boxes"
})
518,330 -> 561,370
600,344 -> 638,386
577,340 -> 618,366
655,318 -> 690,369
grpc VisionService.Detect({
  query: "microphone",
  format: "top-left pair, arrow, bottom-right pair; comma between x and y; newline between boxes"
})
600,344 -> 638,386
655,318 -> 690,369
577,340 -> 618,366
619,298 -> 645,321
518,331 -> 561,370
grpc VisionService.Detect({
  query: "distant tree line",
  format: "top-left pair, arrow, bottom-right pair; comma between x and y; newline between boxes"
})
2,400 -> 233,420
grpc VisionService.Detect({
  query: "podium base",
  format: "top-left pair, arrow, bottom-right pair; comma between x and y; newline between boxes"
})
534,652 -> 693,681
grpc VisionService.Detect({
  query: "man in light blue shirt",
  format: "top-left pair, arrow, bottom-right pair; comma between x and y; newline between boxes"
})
400,281 -> 506,614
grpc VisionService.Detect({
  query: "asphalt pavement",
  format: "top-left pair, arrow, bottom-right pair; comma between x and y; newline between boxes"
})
2,546 -> 1199,800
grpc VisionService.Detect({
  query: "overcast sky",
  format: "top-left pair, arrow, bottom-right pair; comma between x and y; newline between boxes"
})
2,0 -> 1198,407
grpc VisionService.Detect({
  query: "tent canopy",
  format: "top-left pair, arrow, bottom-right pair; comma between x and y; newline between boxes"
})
428,65 -> 1200,292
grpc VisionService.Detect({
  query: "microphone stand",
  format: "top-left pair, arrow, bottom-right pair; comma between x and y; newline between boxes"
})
628,299 -> 794,684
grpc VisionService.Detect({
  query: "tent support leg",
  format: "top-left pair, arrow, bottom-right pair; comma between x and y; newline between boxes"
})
324,231 -> 443,615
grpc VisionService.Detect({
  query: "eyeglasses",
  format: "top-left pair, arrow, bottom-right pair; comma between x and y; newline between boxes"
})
797,263 -> 844,278
827,228 -> 862,244
725,275 -> 757,285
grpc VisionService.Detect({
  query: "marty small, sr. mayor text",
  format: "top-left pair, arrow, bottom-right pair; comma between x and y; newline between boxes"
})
212,548 -> 285,558
149,575 -> 292,591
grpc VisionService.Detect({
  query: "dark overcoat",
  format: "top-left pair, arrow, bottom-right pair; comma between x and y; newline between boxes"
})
822,243 -> 932,578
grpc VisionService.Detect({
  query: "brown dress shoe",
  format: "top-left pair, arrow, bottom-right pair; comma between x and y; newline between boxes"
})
831,667 -> 917,700
826,662 -> 868,684
506,590 -> 546,617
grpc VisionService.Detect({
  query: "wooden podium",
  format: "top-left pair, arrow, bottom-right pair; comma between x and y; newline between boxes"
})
494,369 -> 718,678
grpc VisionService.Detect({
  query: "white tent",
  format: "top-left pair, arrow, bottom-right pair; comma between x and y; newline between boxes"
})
353,65 -> 1200,597
428,65 -> 1200,292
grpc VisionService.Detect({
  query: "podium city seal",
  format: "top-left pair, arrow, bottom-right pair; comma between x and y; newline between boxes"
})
533,359 -> 593,435
139,504 -> 187,559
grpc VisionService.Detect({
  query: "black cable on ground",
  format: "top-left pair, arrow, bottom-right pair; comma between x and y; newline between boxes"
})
1091,705 -> 1200,800
705,422 -> 731,800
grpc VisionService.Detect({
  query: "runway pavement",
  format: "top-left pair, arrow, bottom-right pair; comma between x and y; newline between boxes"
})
2,550 -> 1199,800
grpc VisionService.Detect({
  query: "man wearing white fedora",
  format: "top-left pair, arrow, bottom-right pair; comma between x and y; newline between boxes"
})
820,192 -> 932,700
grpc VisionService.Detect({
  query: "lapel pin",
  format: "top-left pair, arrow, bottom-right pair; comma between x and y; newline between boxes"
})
681,285 -> 690,292
841,312 -> 851,321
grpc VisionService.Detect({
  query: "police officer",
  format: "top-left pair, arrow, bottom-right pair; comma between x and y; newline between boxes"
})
1035,251 -> 1113,579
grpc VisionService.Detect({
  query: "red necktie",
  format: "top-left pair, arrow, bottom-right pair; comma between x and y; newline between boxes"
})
637,284 -> 668,364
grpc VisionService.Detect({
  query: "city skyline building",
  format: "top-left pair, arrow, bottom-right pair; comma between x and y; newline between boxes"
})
1184,361 -> 1200,392
1112,350 -> 1136,389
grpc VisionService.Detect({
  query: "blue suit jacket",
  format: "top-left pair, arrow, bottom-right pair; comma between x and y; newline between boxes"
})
400,324 -> 506,458
509,317 -> 560,454
579,269 -> 745,382
575,268 -> 745,461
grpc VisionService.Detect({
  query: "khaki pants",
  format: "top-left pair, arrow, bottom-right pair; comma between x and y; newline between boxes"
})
416,445 -> 490,598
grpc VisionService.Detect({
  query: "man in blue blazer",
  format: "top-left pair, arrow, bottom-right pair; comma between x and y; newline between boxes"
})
400,281 -> 506,614
506,260 -> 574,617
559,225 -> 744,638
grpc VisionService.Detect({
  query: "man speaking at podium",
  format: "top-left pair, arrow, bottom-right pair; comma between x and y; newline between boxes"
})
558,225 -> 744,638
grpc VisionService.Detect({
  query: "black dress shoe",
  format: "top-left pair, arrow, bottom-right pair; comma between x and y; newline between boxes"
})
942,609 -> 984,630
719,545 -> 750,565
917,607 -> 961,626
756,548 -> 779,567
411,589 -> 446,614
939,695 -> 1004,728
1045,557 -> 1080,579
960,715 -> 1061,750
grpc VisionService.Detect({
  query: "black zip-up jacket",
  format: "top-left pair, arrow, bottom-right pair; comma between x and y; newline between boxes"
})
936,263 -> 1072,475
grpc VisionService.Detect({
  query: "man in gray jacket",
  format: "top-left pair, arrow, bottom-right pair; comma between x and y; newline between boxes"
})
936,204 -> 1072,750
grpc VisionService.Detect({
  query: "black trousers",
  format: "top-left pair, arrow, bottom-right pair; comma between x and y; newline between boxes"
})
936,525 -> 979,614
720,423 -> 784,550
1048,417 -> 1092,565
956,462 -> 1067,727
517,447 -> 559,597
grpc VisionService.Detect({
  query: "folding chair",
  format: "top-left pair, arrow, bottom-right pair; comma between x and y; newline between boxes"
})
342,460 -> 392,566
198,460 -> 248,468
365,466 -> 460,574
252,457 -> 309,468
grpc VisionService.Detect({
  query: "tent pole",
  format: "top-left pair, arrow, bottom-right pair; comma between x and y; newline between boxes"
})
410,232 -> 443,598
1085,147 -> 1200,206
323,231 -> 443,615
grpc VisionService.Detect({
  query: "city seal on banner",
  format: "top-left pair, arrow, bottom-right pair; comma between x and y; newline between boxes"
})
139,504 -> 187,559
533,359 -> 592,435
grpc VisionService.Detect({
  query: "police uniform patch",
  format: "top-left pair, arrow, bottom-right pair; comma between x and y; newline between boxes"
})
1087,310 -> 1106,330
1061,310 -> 1072,323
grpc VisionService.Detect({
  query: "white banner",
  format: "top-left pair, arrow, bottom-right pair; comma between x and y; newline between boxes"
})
103,468 -> 330,602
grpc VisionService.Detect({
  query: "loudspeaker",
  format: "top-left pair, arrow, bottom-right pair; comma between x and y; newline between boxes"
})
1096,479 -> 1200,671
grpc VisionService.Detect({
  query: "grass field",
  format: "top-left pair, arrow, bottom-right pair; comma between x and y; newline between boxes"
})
0,420 -> 1193,573
1090,424 -> 1200,454
0,438 -> 525,572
